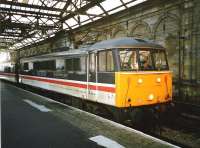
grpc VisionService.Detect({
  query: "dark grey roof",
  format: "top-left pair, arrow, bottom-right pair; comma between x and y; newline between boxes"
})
21,48 -> 88,62
89,37 -> 164,50
21,37 -> 165,62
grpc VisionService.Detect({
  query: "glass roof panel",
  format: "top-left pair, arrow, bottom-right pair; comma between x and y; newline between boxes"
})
86,6 -> 104,15
27,16 -> 35,21
49,34 -> 55,37
79,15 -> 90,22
100,0 -> 123,11
5,4 -> 10,8
28,0 -> 34,5
122,0 -> 133,3
63,23 -> 69,29
126,0 -> 147,7
26,7 -> 31,11
74,0 -> 88,9
19,17 -> 31,23
67,4 -> 76,11
54,2 -> 66,9
40,18 -> 48,22
21,0 -> 29,4
45,20 -> 55,25
65,18 -> 78,26
12,15 -> 21,20
32,0 -> 39,5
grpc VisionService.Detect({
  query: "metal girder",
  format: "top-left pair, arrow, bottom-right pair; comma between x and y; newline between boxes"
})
0,22 -> 59,30
120,0 -> 128,9
0,11 -> 59,19
0,32 -> 23,37
0,41 -> 13,44
60,0 -> 105,21
60,0 -> 72,17
1,1 -> 62,12
0,7 -> 60,18
0,45 -> 8,48
0,22 -> 32,29
0,40 -> 17,44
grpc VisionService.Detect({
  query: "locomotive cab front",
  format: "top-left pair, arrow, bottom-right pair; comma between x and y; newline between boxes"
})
115,48 -> 172,109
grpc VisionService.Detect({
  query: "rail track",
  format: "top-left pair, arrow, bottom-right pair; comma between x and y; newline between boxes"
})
174,101 -> 200,117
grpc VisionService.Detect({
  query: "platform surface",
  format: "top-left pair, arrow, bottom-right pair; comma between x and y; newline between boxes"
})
1,81 -> 176,148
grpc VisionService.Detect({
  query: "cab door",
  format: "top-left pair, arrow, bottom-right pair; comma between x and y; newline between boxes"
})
87,52 -> 97,102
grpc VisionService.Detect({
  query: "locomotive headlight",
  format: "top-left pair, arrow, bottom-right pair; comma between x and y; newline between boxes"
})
138,78 -> 143,84
156,77 -> 161,83
148,94 -> 154,100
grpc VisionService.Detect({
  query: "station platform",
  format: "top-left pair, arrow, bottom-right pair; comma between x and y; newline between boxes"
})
1,81 -> 178,148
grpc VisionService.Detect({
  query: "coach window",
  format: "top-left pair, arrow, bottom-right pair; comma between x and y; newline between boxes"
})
89,53 -> 95,73
65,59 -> 73,72
73,57 -> 86,74
98,50 -> 114,72
23,63 -> 29,70
33,60 -> 56,77
34,60 -> 55,70
73,58 -> 81,71
21,62 -> 29,75
79,57 -> 86,73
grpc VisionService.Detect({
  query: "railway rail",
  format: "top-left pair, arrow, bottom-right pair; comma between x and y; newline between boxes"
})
174,101 -> 200,117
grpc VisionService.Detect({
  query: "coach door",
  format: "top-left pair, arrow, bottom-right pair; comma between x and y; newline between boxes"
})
87,52 -> 97,101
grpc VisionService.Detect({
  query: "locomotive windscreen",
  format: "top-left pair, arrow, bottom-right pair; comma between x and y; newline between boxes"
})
119,49 -> 169,71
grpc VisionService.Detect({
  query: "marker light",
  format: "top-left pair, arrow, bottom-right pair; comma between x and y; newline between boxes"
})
148,94 -> 154,100
138,78 -> 143,84
156,77 -> 161,83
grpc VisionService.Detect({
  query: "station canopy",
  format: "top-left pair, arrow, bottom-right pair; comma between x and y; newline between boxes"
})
0,0 -> 147,50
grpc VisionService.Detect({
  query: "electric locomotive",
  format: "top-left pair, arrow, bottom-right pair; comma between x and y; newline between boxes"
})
0,37 -> 172,123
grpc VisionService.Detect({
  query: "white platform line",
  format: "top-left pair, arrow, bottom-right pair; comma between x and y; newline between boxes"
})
23,99 -> 51,112
89,135 -> 125,148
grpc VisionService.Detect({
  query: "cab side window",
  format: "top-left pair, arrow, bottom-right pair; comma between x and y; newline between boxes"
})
98,51 -> 106,71
89,53 -> 95,73
74,57 -> 86,73
73,58 -> 81,71
23,63 -> 29,70
65,57 -> 86,73
98,50 -> 114,72
65,59 -> 73,71
107,51 -> 114,71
